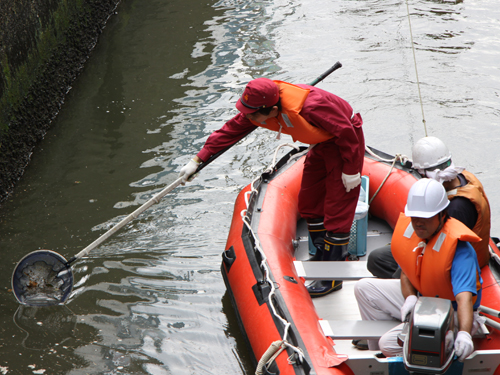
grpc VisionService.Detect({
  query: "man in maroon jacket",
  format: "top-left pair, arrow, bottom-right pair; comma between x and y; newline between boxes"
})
179,78 -> 365,297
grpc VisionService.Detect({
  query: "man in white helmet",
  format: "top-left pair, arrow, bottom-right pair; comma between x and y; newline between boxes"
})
354,178 -> 483,361
367,136 -> 491,279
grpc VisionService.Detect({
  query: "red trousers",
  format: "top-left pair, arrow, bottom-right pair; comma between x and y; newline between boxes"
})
298,117 -> 365,233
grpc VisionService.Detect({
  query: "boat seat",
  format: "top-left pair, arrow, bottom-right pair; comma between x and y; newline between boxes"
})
319,320 -> 490,340
319,320 -> 400,340
294,260 -> 374,280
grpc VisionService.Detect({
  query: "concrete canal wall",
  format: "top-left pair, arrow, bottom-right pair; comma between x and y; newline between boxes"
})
0,0 -> 121,204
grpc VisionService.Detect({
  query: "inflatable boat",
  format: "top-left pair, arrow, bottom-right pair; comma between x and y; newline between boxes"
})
221,144 -> 500,375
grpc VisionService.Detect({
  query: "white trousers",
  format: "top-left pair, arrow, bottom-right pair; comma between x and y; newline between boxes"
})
354,278 -> 484,357
354,278 -> 405,356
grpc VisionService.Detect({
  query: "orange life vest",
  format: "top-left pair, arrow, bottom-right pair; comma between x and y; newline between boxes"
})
447,171 -> 491,268
249,81 -> 334,144
392,214 -> 481,301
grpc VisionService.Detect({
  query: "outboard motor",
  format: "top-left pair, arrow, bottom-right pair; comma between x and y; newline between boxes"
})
399,297 -> 455,374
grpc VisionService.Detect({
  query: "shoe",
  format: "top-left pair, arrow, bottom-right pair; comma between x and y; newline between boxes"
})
306,280 -> 343,298
307,249 -> 323,262
306,233 -> 347,297
347,253 -> 359,261
352,339 -> 369,350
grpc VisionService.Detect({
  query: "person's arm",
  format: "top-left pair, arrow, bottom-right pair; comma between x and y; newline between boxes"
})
400,270 -> 419,322
456,291 -> 474,333
451,241 -> 479,361
196,113 -> 257,162
400,270 -> 418,299
192,155 -> 202,164
454,291 -> 475,361
179,113 -> 256,183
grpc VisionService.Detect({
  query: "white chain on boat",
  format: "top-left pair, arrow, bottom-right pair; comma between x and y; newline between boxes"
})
240,144 -> 307,374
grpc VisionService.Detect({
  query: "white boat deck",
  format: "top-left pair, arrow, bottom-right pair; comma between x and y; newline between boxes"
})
294,216 -> 394,357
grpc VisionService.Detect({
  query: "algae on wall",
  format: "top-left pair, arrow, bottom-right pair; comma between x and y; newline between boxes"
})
0,0 -> 121,203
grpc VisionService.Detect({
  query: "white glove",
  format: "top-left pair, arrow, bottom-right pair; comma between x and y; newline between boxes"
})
179,159 -> 200,184
400,295 -> 418,322
342,172 -> 361,193
471,310 -> 486,336
454,331 -> 474,362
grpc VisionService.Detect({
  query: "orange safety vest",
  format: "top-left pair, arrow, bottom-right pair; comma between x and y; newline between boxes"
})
392,214 -> 481,301
447,171 -> 491,268
249,81 -> 335,144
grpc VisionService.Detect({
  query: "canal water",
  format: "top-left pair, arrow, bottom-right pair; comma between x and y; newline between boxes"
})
1,0 -> 499,373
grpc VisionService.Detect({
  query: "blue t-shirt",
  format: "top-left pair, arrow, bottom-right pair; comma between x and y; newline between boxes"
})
451,240 -> 482,310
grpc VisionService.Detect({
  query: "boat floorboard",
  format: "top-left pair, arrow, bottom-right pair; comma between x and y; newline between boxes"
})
295,216 -> 394,356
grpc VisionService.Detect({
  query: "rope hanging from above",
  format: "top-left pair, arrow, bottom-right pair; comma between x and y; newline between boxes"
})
405,0 -> 428,137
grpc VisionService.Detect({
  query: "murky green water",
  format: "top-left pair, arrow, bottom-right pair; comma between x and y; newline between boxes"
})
1,0 -> 499,373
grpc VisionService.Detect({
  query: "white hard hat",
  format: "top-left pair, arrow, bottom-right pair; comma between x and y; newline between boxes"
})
411,136 -> 452,170
405,178 -> 450,218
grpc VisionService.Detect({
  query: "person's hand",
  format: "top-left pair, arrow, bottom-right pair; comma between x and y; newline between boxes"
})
454,331 -> 474,362
179,159 -> 200,184
471,311 -> 486,336
400,295 -> 418,322
342,173 -> 361,193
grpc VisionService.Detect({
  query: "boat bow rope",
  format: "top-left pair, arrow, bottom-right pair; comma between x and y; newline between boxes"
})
365,146 -> 409,205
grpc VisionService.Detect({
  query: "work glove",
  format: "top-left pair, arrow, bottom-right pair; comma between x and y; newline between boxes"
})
471,310 -> 486,336
454,331 -> 474,362
342,172 -> 361,193
179,159 -> 200,184
400,295 -> 418,322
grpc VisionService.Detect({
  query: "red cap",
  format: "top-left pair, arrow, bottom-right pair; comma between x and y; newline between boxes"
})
236,78 -> 279,114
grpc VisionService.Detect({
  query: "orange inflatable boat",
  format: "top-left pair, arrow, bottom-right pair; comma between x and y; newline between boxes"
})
221,145 -> 500,375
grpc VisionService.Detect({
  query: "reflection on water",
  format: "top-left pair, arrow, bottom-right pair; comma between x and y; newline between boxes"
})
14,305 -> 78,349
0,0 -> 499,373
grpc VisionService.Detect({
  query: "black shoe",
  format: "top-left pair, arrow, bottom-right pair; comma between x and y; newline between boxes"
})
307,250 -> 322,262
306,280 -> 343,298
352,339 -> 369,350
347,253 -> 359,261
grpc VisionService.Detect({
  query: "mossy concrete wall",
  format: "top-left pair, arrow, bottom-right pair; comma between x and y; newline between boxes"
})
0,0 -> 121,204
